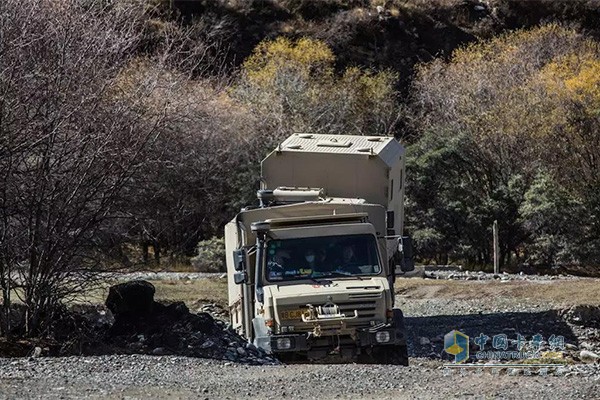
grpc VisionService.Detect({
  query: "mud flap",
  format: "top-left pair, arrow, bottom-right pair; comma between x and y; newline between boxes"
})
392,308 -> 407,346
252,317 -> 272,353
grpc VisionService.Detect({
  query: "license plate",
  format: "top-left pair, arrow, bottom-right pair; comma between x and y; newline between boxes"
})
281,309 -> 306,320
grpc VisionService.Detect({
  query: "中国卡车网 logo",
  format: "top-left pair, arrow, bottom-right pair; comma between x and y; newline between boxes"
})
444,330 -> 469,363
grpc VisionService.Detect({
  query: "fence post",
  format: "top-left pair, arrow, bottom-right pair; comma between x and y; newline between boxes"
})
493,220 -> 499,274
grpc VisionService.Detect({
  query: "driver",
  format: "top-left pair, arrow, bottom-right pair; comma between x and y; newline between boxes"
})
267,249 -> 291,280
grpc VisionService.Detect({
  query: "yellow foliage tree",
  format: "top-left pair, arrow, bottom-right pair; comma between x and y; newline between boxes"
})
408,24 -> 600,269
243,37 -> 335,86
411,23 -> 600,191
542,53 -> 600,108
235,36 -> 400,139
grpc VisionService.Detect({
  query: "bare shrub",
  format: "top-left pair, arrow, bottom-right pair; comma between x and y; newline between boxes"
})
0,0 -> 193,335
113,60 -> 262,263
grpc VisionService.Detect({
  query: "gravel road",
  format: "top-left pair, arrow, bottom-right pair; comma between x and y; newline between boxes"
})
2,274 -> 599,399
1,355 -> 598,400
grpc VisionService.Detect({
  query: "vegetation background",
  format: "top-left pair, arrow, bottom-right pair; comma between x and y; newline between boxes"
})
2,0 -> 600,334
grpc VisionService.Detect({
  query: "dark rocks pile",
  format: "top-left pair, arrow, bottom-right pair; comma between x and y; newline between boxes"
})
105,280 -> 278,365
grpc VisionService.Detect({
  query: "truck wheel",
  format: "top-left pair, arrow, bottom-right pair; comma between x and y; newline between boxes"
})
374,345 -> 409,366
389,344 -> 409,366
358,345 -> 409,366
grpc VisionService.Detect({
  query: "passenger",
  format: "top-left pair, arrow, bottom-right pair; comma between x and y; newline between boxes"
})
336,245 -> 360,274
341,245 -> 356,264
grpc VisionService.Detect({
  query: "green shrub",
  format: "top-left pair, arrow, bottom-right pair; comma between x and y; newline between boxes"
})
191,237 -> 226,272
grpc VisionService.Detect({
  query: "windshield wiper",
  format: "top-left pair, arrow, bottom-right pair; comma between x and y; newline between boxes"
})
308,276 -> 334,285
320,271 -> 363,279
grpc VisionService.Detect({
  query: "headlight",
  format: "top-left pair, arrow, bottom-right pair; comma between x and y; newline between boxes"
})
375,331 -> 391,343
275,338 -> 292,350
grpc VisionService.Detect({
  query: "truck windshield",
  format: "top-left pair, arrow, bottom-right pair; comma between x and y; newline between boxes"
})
265,234 -> 381,282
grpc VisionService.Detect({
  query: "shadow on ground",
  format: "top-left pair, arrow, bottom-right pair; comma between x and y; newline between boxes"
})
405,309 -> 579,359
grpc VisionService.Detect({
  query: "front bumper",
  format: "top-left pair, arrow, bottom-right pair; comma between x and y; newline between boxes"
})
269,322 -> 405,353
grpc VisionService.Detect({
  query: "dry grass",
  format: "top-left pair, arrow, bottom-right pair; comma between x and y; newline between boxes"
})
395,278 -> 600,306
64,277 -> 229,309
8,276 -> 598,311
152,278 -> 228,307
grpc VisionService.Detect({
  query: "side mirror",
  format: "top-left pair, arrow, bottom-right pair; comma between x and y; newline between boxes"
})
394,236 -> 415,274
400,236 -> 415,272
233,248 -> 246,271
234,271 -> 247,284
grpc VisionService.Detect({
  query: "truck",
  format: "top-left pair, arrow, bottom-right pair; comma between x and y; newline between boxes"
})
225,133 -> 414,364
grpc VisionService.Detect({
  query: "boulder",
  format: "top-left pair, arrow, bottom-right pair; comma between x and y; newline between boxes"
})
105,280 -> 156,317
561,305 -> 600,328
580,350 -> 600,361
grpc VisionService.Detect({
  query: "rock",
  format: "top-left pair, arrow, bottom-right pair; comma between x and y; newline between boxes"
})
165,302 -> 189,316
127,342 -> 144,352
507,368 -> 521,376
580,350 -> 600,361
32,346 -> 42,358
237,347 -> 247,356
105,280 -> 155,317
561,305 -> 600,327
580,342 -> 593,350
419,337 -> 431,345
565,343 -> 578,351
152,347 -> 169,356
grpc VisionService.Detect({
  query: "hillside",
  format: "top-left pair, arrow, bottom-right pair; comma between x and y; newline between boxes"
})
162,0 -> 600,90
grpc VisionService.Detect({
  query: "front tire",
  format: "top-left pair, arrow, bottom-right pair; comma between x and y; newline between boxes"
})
358,344 -> 409,366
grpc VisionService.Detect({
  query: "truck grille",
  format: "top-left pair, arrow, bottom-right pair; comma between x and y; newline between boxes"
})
276,296 -> 383,333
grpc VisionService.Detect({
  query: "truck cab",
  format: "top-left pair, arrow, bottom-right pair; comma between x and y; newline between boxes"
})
225,134 -> 413,364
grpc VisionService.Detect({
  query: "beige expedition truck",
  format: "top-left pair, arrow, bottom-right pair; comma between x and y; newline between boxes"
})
225,134 -> 414,364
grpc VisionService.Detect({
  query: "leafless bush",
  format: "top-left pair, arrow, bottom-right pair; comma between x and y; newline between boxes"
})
0,0 -> 194,335
112,61 -> 262,263
143,11 -> 236,79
